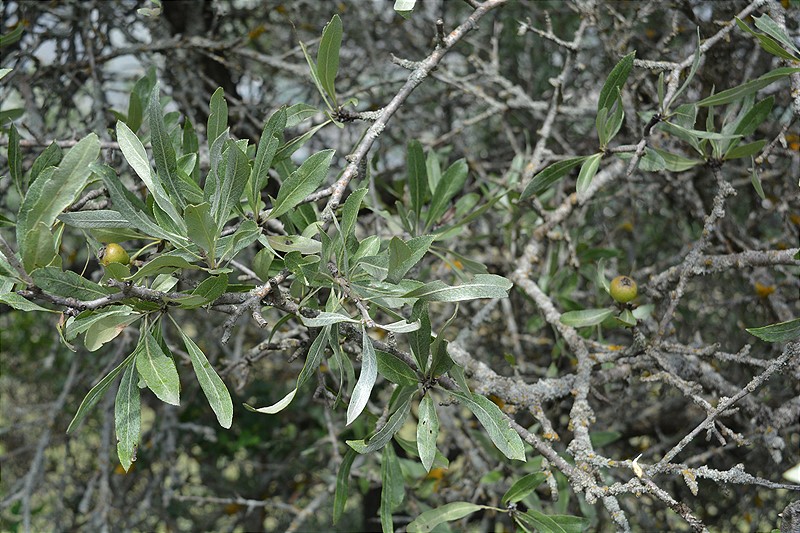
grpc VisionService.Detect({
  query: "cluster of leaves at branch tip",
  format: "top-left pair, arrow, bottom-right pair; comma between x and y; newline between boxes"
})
518,14 -> 800,202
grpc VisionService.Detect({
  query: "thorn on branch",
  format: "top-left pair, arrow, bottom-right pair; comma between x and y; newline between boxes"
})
643,113 -> 661,136
390,54 -> 421,70
436,19 -> 446,49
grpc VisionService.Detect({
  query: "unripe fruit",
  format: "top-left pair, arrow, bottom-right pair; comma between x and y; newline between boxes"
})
610,275 -> 637,303
101,243 -> 130,266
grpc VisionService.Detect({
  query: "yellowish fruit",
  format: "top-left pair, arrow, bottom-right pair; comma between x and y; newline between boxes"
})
101,243 -> 129,266
610,275 -> 637,303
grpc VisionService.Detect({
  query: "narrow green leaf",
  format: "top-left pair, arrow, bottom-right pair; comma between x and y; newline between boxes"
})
502,473 -> 547,504
661,121 -> 742,141
449,362 -> 471,394
649,148 -> 702,172
67,350 -> 136,434
590,430 -> 622,448
266,234 -> 321,255
380,443 -> 403,533
333,448 -> 357,524
127,255 -> 200,281
425,158 -> 468,231
520,157 -> 589,200
631,304 -> 654,321
252,247 -> 274,281
211,141 -> 250,231
596,107 -> 609,148
21,222 -> 57,272
317,14 -> 343,106
285,103 -> 319,128
244,389 -> 297,414
669,103 -> 698,129
429,304 -> 458,378
732,97 -> 774,138
394,0 -> 416,15
637,148 -> 667,172
136,331 -> 181,405
115,361 -> 141,472
417,395 -> 439,472
753,31 -> 798,60
300,311 -> 359,327
299,40 -> 331,111
84,312 -> 139,352
736,17 -> 799,61
746,318 -> 800,342
184,202 -> 217,263
407,139 -> 427,227
409,301 -> 432,372
126,91 -> 144,133
347,392 -> 413,453
517,511 -> 590,533
448,391 -> 526,461
353,235 -> 381,262
598,51 -> 635,112
0,24 -> 24,48
753,15 -> 800,55
132,68 -> 157,124
753,13 -> 800,55
341,187 -> 369,241
204,126 -> 229,204
0,293 -> 58,313
32,266 -> 114,300
268,149 -> 335,220
274,121 -> 328,163
407,502 -> 485,533
245,327 -> 330,414
750,163 -> 766,200
58,210 -> 130,228
576,153 -> 602,195
402,274 -> 513,302
697,67 -> 800,106
603,94 -> 625,144
388,237 -> 411,283
117,120 -> 184,230
669,30 -> 701,108
375,319 -> 420,333
616,308 -> 637,327
725,139 -> 766,160
376,350 -> 418,386
177,323 -> 233,428
149,84 -> 184,209
249,108 -> 286,214
218,219 -> 261,263
65,307 -> 135,341
8,124 -> 22,191
182,118 -> 200,181
29,142 -> 63,185
426,150 -> 442,193
387,235 -> 434,284
0,107 -> 24,126
207,87 -> 228,145
347,326 -> 378,425
560,308 -> 615,328
17,133 -> 100,261
175,273 -> 228,309
100,165 -> 188,244
153,203 -> 187,241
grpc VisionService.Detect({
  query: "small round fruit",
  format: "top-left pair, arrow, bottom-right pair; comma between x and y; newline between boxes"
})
101,243 -> 129,266
610,275 -> 637,303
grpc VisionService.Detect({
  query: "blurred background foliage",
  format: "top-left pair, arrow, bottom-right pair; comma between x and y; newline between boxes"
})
1,0 -> 799,531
